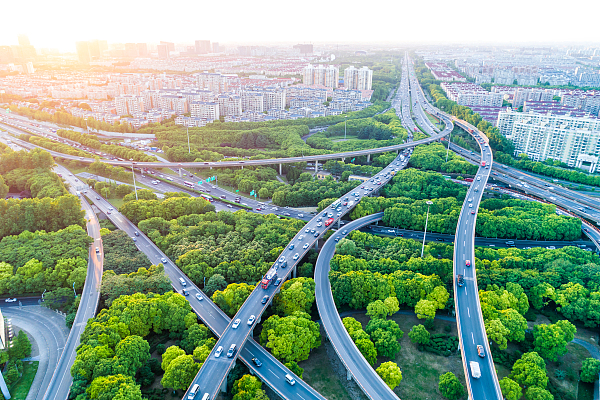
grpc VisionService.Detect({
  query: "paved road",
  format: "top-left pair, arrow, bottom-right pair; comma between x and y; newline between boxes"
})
41,166 -> 104,400
0,306 -> 69,400
404,54 -> 502,399
314,212 -> 397,400
572,339 -> 600,400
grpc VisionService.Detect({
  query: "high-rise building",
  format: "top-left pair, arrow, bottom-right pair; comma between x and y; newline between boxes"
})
125,43 -> 139,57
76,41 -> 91,63
157,44 -> 169,59
302,64 -> 339,88
497,109 -> 600,171
25,62 -> 35,74
195,40 -> 211,54
212,42 -> 219,53
191,102 -> 219,120
217,95 -> 242,117
115,95 -> 145,116
18,34 -> 30,46
344,66 -> 373,90
0,46 -> 13,63
293,44 -> 313,54
160,41 -> 175,52
137,43 -> 148,56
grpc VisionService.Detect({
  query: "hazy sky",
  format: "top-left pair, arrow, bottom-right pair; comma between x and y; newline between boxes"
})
3,0 -> 599,52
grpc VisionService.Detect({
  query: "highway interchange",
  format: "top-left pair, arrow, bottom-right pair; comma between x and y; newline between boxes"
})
1,53 -> 600,400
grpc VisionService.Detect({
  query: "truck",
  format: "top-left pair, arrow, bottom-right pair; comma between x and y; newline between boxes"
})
481,161 -> 486,167
468,128 -> 473,134
470,361 -> 481,379
457,274 -> 464,287
261,269 -> 277,289
325,218 -> 335,227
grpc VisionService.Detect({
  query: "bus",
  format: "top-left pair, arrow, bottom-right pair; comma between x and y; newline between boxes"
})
200,195 -> 213,203
183,181 -> 194,188
331,199 -> 341,210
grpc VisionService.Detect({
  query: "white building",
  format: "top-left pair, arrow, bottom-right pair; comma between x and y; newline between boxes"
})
303,64 -> 339,88
190,101 -> 219,121
217,94 -> 242,117
497,109 -> 600,171
115,95 -> 145,116
441,82 -> 503,107
344,66 -> 373,90
512,88 -> 554,109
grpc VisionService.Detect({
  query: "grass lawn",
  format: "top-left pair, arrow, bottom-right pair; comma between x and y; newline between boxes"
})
107,197 -> 125,210
9,361 -> 38,400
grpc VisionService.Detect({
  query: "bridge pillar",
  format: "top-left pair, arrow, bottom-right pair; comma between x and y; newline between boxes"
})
346,368 -> 352,381
314,240 -> 318,251
292,265 -> 297,279
315,161 -> 318,172
341,157 -> 345,163
241,165 -> 243,170
396,149 -> 399,155
279,163 -> 282,175
178,169 -> 183,177
220,376 -> 227,393
367,154 -> 371,163
257,315 -> 261,324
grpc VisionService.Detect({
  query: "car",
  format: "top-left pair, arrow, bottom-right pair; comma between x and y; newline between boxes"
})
298,214 -> 304,217
477,345 -> 485,358
469,203 -> 473,208
470,210 -> 475,214
232,319 -> 241,329
284,213 -> 291,216
298,235 -> 304,241
337,213 -> 342,217
227,204 -> 233,208
161,258 -> 167,263
317,217 -> 322,222
132,237 -> 137,242
293,253 -> 299,260
4,298 -> 17,303
305,228 -> 310,233
314,231 -> 320,237
317,222 -> 322,227
289,244 -> 295,250
278,256 -> 285,263
196,293 -> 203,301
247,315 -> 256,326
252,357 -> 262,367
256,208 -> 261,211
214,346 -> 223,358
96,196 -> 100,200
328,212 -> 333,217
342,202 -> 348,206
107,211 -> 111,215
274,278 -> 282,287
303,243 -> 309,249
227,344 -> 237,358
310,229 -> 315,234
377,182 -> 382,185
334,237 -> 340,242
261,295 -> 269,304
342,230 -> 347,235
477,177 -> 481,181
457,274 -> 464,287
466,260 -> 471,267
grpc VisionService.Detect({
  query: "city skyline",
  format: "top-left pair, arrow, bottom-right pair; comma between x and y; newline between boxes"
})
3,0 -> 600,52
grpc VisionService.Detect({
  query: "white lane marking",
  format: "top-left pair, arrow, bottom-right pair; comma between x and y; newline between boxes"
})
298,395 -> 306,400
464,241 -> 466,246
468,308 -> 470,317
269,369 -> 278,378
471,332 -> 475,344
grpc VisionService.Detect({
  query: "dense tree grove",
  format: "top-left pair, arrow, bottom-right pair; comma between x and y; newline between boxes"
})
259,311 -> 321,363
272,175 -> 360,207
212,282 -> 255,317
408,143 -> 478,175
70,292 -> 212,399
119,196 -> 215,225
28,135 -> 89,157
342,317 -> 377,365
136,211 -> 306,290
272,277 -> 316,316
232,375 -> 269,400
102,230 -> 151,274
438,372 -> 466,400
57,130 -> 157,162
100,265 -> 172,307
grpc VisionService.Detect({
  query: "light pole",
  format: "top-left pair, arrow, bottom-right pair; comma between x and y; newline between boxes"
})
186,126 -> 191,154
344,115 -> 348,140
130,160 -> 138,200
421,200 -> 433,258
72,282 -> 77,297
445,128 -> 452,163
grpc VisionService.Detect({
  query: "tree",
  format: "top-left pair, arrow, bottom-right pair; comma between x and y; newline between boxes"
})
427,286 -> 449,309
581,358 -> 600,383
192,343 -> 213,364
371,329 -> 401,358
284,361 -> 304,379
259,312 -> 321,363
180,323 -> 210,354
384,296 -> 400,316
408,324 -> 430,345
485,319 -> 509,350
161,345 -> 185,371
113,335 -> 150,376
232,374 -> 269,400
438,372 -> 466,400
0,175 -> 8,199
336,239 -> 356,255
203,274 -> 227,296
367,300 -> 389,320
355,338 -> 378,366
376,361 -> 403,389
510,351 -> 548,389
533,320 -> 576,361
11,331 -> 32,359
415,299 -> 437,322
524,386 -> 553,400
272,278 -> 315,317
87,374 -> 143,400
212,282 -> 255,317
499,377 -> 522,400
160,355 -> 201,390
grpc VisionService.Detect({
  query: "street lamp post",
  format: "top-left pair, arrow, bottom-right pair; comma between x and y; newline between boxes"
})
445,128 -> 452,163
344,115 -> 348,140
130,160 -> 138,200
421,201 -> 434,258
72,282 -> 77,297
186,126 -> 191,154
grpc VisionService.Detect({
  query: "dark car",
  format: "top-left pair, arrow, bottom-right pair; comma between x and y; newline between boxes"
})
261,295 -> 269,304
457,274 -> 464,287
252,357 -> 262,367
477,345 -> 485,358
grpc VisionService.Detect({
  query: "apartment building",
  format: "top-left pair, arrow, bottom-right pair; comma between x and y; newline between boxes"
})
115,95 -> 145,116
240,91 -> 265,113
217,94 -> 242,117
496,109 -> 600,171
344,66 -> 373,90
197,72 -> 228,93
190,101 -> 219,121
512,88 -> 554,108
441,82 -> 503,107
302,64 -> 339,88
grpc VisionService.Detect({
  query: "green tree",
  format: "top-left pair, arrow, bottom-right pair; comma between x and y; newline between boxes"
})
510,351 -> 548,388
232,374 -> 269,400
203,274 -> 227,296
408,324 -> 430,345
438,372 -> 466,400
485,319 -> 509,350
384,296 -> 400,316
581,358 -> 600,383
284,361 -> 304,379
499,377 -> 522,400
376,361 -> 403,389
87,374 -> 143,400
259,312 -> 321,363
367,300 -> 390,320
533,320 -> 576,361
212,282 -> 255,317
0,175 -> 8,199
160,355 -> 201,390
113,335 -> 150,376
524,386 -> 553,400
355,338 -> 377,366
10,331 -> 32,359
272,278 -> 315,316
160,346 -> 185,371
336,238 -> 357,256
415,299 -> 438,322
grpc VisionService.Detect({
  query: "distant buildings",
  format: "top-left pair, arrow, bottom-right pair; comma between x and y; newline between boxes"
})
302,64 -> 339,88
344,66 -> 373,90
497,108 -> 600,172
157,44 -> 169,59
195,40 -> 211,54
293,44 -> 313,55
76,41 -> 91,63
425,62 -> 466,82
441,82 -> 503,107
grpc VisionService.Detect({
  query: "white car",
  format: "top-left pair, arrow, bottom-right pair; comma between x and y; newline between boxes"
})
278,256 -> 285,263
4,298 -> 17,303
247,315 -> 256,326
303,243 -> 309,249
232,318 -> 241,329
214,346 -> 224,358
293,253 -> 299,260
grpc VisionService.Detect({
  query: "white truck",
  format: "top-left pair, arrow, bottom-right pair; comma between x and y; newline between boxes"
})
470,361 -> 481,379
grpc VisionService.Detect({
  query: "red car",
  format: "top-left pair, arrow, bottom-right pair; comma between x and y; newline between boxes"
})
324,218 -> 335,227
465,260 -> 471,267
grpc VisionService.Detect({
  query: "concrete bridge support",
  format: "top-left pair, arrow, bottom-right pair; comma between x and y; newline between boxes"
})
367,154 -> 371,163
220,377 -> 227,393
315,161 -> 319,172
346,368 -> 352,381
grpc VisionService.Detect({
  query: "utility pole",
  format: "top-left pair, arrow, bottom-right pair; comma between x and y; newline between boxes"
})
421,201 -> 433,258
131,161 -> 138,200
